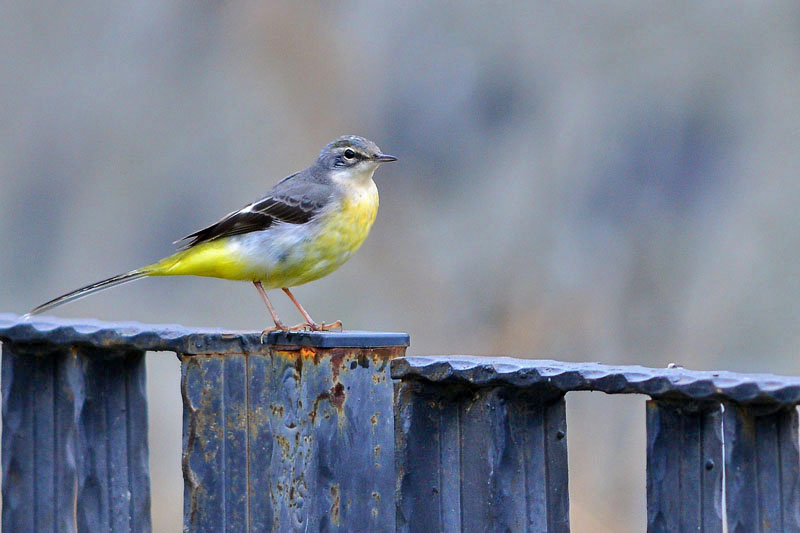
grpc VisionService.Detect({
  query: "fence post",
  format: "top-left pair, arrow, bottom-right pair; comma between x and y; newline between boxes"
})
1,336 -> 150,532
393,363 -> 570,533
180,330 -> 409,532
723,402 -> 800,532
645,400 -> 723,532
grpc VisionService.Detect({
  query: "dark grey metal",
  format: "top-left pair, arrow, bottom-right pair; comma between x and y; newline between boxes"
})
723,403 -> 800,532
2,342 -> 150,532
392,355 -> 800,405
646,400 -> 723,532
182,341 -> 408,532
393,356 -> 800,533
0,313 -> 408,354
1,313 -> 410,532
7,313 -> 800,532
182,354 -> 249,533
394,379 -> 570,532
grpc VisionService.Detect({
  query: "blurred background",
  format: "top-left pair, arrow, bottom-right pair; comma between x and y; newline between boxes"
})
2,2 -> 799,530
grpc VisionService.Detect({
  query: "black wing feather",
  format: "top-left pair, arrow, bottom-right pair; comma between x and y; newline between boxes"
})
176,172 -> 331,249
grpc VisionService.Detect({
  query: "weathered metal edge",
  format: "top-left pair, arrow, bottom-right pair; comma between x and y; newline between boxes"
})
391,355 -> 800,405
267,330 -> 409,348
0,313 -> 409,354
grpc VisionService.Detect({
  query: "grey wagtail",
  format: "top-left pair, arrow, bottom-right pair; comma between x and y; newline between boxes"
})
26,135 -> 397,333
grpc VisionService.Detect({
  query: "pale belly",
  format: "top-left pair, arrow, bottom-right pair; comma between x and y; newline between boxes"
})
241,195 -> 378,289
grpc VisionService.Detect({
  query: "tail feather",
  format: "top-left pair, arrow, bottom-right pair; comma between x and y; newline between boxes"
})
24,269 -> 149,318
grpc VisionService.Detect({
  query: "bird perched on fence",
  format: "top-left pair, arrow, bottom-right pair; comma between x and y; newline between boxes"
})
25,135 -> 397,334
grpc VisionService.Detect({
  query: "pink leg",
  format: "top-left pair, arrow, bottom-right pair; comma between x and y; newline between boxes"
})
253,281 -> 288,333
282,288 -> 342,331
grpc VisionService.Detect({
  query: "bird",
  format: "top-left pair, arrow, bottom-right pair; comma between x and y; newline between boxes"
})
25,135 -> 397,334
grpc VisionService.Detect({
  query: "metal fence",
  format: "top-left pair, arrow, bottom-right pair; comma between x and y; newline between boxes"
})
1,313 -> 799,532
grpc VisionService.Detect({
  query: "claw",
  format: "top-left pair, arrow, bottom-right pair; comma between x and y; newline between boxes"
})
319,320 -> 343,331
307,320 -> 343,332
260,322 -> 289,343
261,320 -> 343,340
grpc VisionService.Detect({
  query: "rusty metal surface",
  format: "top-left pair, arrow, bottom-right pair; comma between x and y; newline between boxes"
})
392,355 -> 800,405
646,400 -> 723,532
394,380 -> 570,533
182,354 -> 249,532
1,313 -> 408,532
0,313 -> 409,354
12,314 -> 800,532
182,342 -> 406,532
2,342 -> 150,532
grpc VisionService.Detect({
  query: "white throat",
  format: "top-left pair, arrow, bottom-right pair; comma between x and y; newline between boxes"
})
330,163 -> 379,188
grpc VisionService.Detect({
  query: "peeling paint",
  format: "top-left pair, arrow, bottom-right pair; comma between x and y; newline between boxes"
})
180,341 -> 406,531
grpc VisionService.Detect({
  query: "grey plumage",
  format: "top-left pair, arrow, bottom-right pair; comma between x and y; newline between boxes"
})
176,175 -> 334,249
174,135 -> 386,249
25,270 -> 148,317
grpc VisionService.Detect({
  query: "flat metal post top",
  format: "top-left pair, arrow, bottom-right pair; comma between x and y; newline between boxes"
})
392,355 -> 800,406
0,313 -> 409,354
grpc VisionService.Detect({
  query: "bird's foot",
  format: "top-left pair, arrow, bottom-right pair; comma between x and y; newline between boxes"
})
260,321 -> 289,342
260,320 -> 343,340
305,320 -> 343,332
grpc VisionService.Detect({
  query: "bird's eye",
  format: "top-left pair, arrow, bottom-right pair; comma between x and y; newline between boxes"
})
344,149 -> 356,160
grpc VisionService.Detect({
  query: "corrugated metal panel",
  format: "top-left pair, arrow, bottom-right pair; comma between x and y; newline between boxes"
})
646,400 -> 723,531
5,314 -> 800,532
2,342 -> 150,532
724,403 -> 800,532
181,340 -> 407,532
394,379 -> 570,533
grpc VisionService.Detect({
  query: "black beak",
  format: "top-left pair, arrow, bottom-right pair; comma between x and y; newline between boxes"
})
374,153 -> 398,163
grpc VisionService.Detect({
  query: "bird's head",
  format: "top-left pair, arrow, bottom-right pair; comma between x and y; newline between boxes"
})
316,136 -> 397,181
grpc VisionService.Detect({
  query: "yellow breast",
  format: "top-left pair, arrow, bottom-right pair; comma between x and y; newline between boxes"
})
287,180 -> 379,286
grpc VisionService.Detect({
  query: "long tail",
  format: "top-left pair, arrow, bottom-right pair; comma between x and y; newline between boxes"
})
24,269 -> 150,318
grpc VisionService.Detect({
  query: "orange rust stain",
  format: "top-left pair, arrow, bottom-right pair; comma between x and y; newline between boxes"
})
300,346 -> 315,359
329,349 -> 347,380
275,435 -> 290,459
310,391 -> 329,425
309,383 -> 346,423
270,345 -> 405,372
330,383 -> 346,413
329,484 -> 341,526
370,413 -> 379,427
